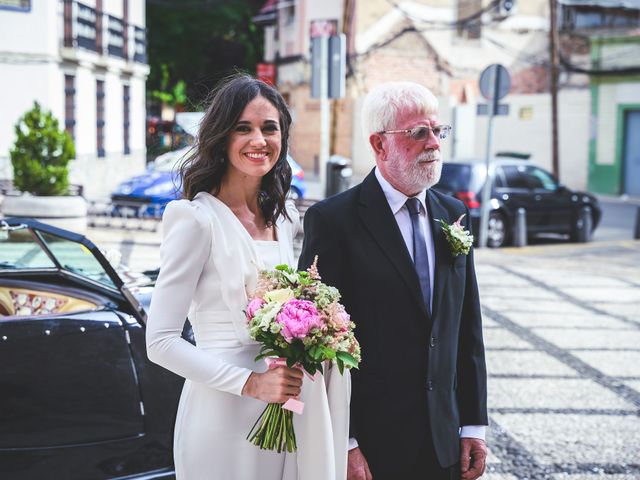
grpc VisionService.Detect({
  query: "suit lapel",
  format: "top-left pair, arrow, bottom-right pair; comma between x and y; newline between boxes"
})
426,190 -> 452,321
357,171 -> 429,318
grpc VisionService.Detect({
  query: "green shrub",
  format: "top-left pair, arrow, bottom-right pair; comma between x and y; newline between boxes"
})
10,101 -> 76,196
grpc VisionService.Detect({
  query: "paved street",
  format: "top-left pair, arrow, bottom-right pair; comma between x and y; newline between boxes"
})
476,242 -> 640,479
85,220 -> 640,479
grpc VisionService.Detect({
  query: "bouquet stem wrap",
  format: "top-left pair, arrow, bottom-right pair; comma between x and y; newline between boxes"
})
246,358 -> 314,452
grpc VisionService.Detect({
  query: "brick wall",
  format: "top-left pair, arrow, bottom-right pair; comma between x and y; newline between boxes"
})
356,29 -> 445,96
284,85 -> 354,175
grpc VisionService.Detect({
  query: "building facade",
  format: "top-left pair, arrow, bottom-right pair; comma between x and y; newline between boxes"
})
0,0 -> 149,199
256,0 -> 640,196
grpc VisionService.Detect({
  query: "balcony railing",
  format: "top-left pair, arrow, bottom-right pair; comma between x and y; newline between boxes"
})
62,0 -> 146,64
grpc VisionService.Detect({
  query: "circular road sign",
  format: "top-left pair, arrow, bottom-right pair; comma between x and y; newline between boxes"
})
479,64 -> 511,100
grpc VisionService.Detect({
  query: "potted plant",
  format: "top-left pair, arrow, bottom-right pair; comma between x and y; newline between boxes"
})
3,102 -> 87,232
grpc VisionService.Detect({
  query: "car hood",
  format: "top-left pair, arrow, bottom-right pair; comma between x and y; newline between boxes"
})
114,171 -> 178,197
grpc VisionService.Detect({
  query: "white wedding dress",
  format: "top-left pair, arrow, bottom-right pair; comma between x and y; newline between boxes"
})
146,192 -> 350,480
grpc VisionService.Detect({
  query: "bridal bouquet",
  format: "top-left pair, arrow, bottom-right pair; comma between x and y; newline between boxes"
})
245,258 -> 360,453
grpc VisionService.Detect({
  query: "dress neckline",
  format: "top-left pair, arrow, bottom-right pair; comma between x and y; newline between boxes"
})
201,192 -> 279,243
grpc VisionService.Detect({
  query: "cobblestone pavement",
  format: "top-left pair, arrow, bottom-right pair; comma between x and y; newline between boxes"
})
476,241 -> 640,480
87,224 -> 640,479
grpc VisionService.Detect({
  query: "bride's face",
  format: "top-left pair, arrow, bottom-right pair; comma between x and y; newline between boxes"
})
226,95 -> 282,180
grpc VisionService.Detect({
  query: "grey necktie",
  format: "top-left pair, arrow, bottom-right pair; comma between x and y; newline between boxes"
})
406,197 -> 432,317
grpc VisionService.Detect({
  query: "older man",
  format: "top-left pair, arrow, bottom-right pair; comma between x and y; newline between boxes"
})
298,81 -> 488,480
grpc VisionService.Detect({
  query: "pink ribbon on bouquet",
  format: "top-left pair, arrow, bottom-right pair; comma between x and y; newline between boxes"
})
265,357 -> 318,415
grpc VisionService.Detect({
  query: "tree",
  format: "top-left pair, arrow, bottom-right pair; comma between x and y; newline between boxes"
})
146,0 -> 264,109
10,102 -> 75,196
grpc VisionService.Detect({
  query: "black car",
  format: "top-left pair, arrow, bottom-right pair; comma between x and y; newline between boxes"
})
0,218 -> 183,479
434,158 -> 602,247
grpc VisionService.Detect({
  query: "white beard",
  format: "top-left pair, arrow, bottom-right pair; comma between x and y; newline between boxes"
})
385,146 -> 443,194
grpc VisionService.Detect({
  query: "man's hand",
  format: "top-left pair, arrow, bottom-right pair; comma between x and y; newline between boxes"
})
460,438 -> 487,480
347,447 -> 373,480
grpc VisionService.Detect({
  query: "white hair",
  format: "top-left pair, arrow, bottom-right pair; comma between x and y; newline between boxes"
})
361,81 -> 439,140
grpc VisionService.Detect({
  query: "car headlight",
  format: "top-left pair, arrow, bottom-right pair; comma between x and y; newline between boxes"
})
116,184 -> 135,195
144,181 -> 175,196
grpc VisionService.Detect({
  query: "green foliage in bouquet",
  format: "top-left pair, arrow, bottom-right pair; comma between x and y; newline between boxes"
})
10,102 -> 75,196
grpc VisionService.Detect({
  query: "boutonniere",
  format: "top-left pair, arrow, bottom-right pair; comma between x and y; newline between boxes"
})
438,214 -> 474,257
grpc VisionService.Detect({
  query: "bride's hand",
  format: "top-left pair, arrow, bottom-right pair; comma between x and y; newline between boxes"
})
241,367 -> 303,403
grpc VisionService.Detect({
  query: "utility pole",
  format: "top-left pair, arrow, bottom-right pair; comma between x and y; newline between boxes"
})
549,0 -> 560,179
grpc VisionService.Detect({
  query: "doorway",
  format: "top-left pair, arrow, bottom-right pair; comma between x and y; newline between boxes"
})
622,108 -> 640,196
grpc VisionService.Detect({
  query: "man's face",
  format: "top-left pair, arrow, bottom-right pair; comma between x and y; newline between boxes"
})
376,109 -> 442,196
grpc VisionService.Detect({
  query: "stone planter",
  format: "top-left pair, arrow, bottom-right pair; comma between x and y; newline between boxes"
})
2,194 -> 88,233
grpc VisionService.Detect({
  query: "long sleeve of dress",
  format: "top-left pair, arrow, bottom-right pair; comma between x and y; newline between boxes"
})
146,200 -> 252,396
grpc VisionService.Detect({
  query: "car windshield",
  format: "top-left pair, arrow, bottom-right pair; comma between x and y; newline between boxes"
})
0,224 -> 116,289
154,148 -> 189,172
39,231 -> 116,288
0,227 -> 56,270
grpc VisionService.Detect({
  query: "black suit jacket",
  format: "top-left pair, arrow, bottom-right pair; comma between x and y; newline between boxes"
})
298,170 -> 488,475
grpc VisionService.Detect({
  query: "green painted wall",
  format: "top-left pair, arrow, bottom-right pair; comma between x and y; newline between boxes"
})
588,36 -> 640,194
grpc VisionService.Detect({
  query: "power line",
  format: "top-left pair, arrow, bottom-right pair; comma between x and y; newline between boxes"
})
384,0 -> 500,28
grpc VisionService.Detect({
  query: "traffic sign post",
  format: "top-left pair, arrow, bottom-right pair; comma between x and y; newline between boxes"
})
478,64 -> 511,249
311,34 -> 345,191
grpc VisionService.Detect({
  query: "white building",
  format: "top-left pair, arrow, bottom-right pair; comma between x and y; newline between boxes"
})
0,0 -> 149,199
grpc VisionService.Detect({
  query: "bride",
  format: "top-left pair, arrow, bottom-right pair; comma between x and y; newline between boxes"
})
145,74 -> 349,479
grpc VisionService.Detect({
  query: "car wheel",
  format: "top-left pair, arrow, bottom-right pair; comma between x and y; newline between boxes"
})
487,211 -> 508,248
569,207 -> 593,243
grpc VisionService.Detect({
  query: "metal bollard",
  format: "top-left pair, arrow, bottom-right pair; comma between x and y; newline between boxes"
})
635,206 -> 640,240
513,208 -> 527,247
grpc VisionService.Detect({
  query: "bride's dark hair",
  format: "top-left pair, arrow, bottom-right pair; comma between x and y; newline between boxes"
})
179,73 -> 292,226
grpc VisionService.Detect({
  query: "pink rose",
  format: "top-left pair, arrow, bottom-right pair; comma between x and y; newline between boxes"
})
277,299 -> 323,343
335,310 -> 350,331
246,298 -> 266,320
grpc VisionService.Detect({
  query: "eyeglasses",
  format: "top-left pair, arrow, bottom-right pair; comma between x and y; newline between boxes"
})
378,125 -> 452,141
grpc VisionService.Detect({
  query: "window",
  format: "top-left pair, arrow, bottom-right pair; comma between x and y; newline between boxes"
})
64,75 -> 76,140
501,165 -> 530,189
561,5 -> 640,31
501,165 -> 558,190
133,26 -> 146,63
107,15 -> 125,58
123,85 -> 130,155
96,80 -> 105,158
526,166 -> 557,191
75,2 -> 98,51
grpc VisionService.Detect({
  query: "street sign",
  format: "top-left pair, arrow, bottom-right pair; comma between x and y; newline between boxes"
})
310,36 -> 324,98
256,63 -> 276,86
311,35 -> 345,99
310,19 -> 338,38
328,34 -> 346,99
479,64 -> 511,100
477,63 -> 511,249
477,103 -> 509,116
